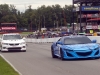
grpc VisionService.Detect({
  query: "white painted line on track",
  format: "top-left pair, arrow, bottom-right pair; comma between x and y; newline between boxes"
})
0,54 -> 22,75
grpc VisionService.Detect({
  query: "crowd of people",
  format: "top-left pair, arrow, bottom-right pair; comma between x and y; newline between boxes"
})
26,31 -> 73,39
26,29 -> 99,39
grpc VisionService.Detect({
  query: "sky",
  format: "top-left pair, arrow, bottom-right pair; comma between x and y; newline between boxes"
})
0,0 -> 72,12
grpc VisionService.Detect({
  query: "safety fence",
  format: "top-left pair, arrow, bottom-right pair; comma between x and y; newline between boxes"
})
25,37 -> 61,43
25,36 -> 100,43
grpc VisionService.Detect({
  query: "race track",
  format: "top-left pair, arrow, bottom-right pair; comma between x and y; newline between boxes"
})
1,43 -> 100,75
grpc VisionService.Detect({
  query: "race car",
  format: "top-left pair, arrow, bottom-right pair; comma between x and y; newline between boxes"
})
0,33 -> 26,52
51,35 -> 100,60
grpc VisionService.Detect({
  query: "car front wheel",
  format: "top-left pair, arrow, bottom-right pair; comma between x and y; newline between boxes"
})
51,47 -> 57,58
60,49 -> 65,60
22,50 -> 26,52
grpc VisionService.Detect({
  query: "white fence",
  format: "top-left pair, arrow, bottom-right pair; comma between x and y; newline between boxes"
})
25,36 -> 100,43
25,37 -> 61,43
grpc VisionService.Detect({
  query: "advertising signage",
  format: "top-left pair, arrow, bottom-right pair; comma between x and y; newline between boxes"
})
1,27 -> 16,30
81,6 -> 100,11
81,14 -> 99,18
73,0 -> 100,4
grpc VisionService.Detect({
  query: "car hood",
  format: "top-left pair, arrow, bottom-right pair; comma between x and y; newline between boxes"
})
63,43 -> 99,50
1,39 -> 25,43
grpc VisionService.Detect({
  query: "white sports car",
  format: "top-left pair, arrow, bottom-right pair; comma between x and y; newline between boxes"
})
0,33 -> 26,52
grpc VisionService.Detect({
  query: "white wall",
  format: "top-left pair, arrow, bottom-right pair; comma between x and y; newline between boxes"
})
25,36 -> 100,43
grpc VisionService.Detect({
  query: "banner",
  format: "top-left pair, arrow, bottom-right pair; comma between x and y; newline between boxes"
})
73,0 -> 100,4
86,25 -> 98,29
81,6 -> 100,11
1,27 -> 16,30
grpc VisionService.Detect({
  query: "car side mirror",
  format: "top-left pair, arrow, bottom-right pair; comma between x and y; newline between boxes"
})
56,41 -> 63,45
23,37 -> 26,40
92,40 -> 97,43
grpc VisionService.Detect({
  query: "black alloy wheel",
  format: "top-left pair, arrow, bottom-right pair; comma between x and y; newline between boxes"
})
60,49 -> 65,60
51,46 -> 58,58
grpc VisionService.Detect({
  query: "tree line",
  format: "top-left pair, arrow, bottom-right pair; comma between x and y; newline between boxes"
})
0,4 -> 77,31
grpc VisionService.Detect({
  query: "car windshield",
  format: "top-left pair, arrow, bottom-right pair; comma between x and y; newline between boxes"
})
3,35 -> 22,40
64,37 -> 92,45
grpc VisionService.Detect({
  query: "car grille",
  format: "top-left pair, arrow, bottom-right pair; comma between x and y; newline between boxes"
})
66,52 -> 73,57
95,50 -> 99,55
8,47 -> 21,50
76,51 -> 92,56
9,43 -> 19,46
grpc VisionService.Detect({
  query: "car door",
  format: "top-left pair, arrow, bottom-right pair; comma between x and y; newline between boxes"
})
55,38 -> 62,55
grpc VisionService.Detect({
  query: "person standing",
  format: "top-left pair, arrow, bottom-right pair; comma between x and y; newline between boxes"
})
93,31 -> 97,36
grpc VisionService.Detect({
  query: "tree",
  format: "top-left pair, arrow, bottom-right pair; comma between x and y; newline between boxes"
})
0,4 -> 77,31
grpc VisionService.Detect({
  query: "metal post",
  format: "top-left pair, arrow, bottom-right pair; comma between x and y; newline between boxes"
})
57,20 -> 58,32
43,15 -> 45,28
72,1 -> 74,33
35,19 -> 37,31
54,21 -> 55,29
59,13 -> 62,27
39,16 -> 40,32
79,3 -> 82,33
31,18 -> 32,31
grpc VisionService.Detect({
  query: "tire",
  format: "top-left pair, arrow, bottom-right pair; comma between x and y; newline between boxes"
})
22,50 -> 26,52
1,50 -> 4,53
1,49 -> 4,53
60,49 -> 65,60
92,57 -> 100,59
51,46 -> 57,58
0,46 -> 4,52
95,57 -> 100,59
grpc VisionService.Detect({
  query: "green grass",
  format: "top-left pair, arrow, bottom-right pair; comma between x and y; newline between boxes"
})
20,32 -> 33,37
0,31 -> 33,37
0,56 -> 20,75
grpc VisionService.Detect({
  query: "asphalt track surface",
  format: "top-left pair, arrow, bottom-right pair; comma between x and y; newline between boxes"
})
1,43 -> 100,75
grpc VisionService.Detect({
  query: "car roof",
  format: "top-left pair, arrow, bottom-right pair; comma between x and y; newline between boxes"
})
62,35 -> 87,39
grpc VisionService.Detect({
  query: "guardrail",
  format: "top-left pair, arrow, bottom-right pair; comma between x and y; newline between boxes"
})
25,36 -> 100,43
25,37 -> 61,43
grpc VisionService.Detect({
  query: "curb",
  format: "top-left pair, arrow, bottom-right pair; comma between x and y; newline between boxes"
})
0,54 -> 22,75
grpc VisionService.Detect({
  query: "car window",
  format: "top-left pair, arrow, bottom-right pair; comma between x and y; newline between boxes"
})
3,35 -> 22,40
57,38 -> 61,42
64,37 -> 92,45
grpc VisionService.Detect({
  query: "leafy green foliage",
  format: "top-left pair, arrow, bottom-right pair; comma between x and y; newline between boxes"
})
0,56 -> 19,75
0,4 -> 77,30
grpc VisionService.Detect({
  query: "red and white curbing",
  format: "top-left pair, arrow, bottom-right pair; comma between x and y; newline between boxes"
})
0,54 -> 22,75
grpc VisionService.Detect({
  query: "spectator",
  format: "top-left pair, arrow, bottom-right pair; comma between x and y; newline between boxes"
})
93,31 -> 97,36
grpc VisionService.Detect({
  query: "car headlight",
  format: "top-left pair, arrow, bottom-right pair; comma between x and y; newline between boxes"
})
64,49 -> 73,51
94,47 -> 99,50
2,43 -> 9,45
20,42 -> 26,45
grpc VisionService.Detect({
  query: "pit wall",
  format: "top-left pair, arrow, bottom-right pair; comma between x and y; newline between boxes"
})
25,36 -> 100,43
